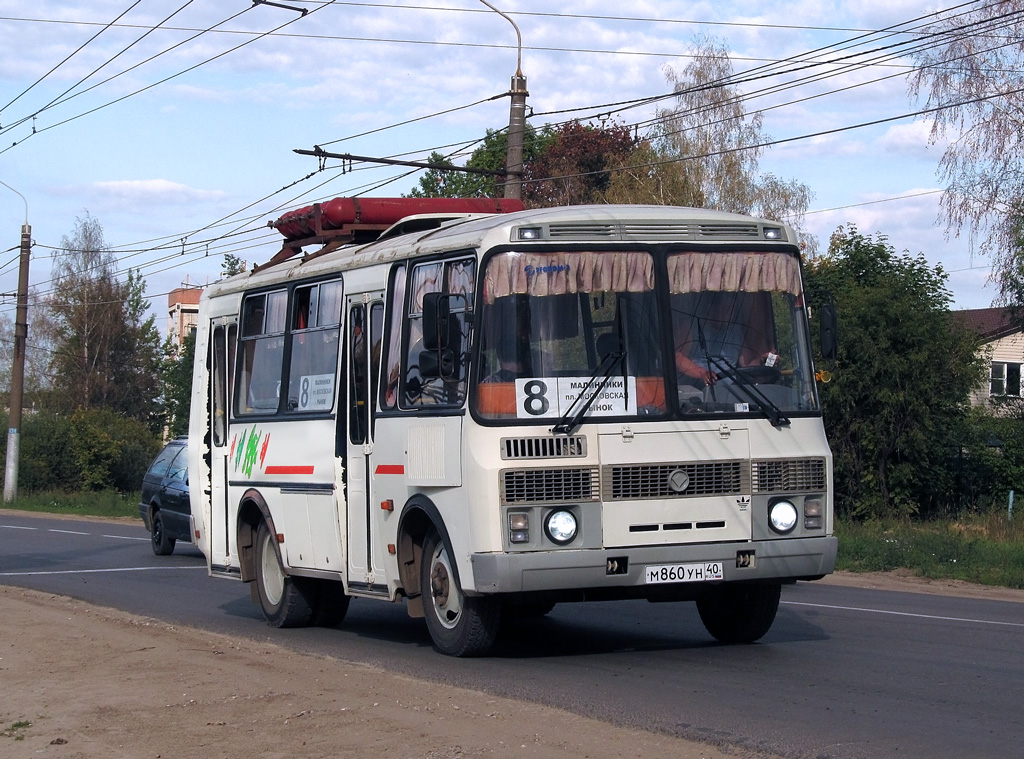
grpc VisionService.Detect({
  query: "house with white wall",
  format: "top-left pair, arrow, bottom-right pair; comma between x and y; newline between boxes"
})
956,308 -> 1024,407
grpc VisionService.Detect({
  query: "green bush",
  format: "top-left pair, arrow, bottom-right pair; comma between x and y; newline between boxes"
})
70,408 -> 160,492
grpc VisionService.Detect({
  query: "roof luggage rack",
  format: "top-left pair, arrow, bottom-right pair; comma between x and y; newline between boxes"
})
256,196 -> 523,273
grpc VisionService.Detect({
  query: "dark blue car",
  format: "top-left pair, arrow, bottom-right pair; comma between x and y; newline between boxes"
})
138,438 -> 192,555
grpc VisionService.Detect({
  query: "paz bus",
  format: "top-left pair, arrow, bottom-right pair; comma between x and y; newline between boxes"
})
187,197 -> 837,656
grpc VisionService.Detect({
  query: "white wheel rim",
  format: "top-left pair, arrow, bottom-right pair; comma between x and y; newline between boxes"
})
429,542 -> 463,630
260,531 -> 285,607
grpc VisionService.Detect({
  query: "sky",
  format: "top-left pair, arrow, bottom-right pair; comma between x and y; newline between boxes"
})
0,0 -> 1005,337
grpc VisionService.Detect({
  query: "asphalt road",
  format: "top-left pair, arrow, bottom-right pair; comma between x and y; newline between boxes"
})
2,511 -> 1022,759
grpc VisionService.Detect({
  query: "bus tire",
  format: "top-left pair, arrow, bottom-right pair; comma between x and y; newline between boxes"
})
696,582 -> 781,644
421,530 -> 500,657
310,579 -> 351,627
151,511 -> 175,556
254,521 -> 314,628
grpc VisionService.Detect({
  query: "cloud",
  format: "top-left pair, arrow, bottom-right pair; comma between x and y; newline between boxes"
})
83,180 -> 228,205
878,120 -> 947,159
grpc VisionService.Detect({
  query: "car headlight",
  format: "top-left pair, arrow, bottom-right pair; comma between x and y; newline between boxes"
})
544,510 -> 578,545
768,500 -> 798,534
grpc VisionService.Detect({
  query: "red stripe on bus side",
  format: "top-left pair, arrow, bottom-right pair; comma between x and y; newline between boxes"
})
375,464 -> 405,475
264,465 -> 315,475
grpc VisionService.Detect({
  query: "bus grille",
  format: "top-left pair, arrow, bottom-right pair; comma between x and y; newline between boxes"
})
697,223 -> 761,238
752,458 -> 826,493
602,461 -> 748,501
501,466 -> 600,504
501,435 -> 587,460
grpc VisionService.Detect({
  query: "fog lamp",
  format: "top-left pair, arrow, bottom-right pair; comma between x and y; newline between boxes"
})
769,500 -> 798,534
804,498 -> 823,530
509,512 -> 530,543
545,510 -> 578,545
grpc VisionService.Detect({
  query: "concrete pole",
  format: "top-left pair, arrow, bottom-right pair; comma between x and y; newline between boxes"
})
505,72 -> 528,200
4,221 -> 30,502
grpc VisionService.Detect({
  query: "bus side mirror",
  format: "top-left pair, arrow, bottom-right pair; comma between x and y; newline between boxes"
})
819,303 -> 837,361
422,292 -> 450,351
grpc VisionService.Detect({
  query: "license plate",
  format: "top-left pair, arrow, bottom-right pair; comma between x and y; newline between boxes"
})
644,562 -> 724,584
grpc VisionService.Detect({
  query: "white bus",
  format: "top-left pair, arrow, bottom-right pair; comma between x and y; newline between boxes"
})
188,198 -> 837,656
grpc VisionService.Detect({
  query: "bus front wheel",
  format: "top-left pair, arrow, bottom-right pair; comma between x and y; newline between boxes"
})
696,582 -> 781,644
254,521 -> 314,628
421,531 -> 500,657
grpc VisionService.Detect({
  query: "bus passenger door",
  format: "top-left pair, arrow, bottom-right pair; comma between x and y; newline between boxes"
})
208,320 -> 236,572
343,294 -> 386,593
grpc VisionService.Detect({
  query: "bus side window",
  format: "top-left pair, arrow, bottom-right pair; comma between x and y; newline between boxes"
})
382,265 -> 406,410
287,280 -> 342,413
237,291 -> 287,415
401,257 -> 475,407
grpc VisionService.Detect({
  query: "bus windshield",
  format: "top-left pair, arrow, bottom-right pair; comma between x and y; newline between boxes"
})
473,249 -> 819,422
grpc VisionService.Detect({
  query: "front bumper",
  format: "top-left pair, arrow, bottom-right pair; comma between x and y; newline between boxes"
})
470,536 -> 837,594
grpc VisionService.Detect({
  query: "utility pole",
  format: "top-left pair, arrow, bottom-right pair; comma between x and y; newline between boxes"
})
479,1 -> 528,200
1,180 -> 30,503
506,70 -> 528,201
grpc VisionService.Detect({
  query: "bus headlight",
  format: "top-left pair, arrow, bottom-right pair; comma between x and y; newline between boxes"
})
768,500 -> 798,534
545,510 -> 578,545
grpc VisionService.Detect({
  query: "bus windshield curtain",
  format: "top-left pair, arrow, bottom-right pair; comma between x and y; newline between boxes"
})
483,250 -> 801,303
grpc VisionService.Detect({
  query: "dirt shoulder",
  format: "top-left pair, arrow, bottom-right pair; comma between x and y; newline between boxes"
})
1,586 -> 759,759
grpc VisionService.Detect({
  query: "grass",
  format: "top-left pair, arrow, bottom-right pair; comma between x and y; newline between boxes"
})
2,720 -> 32,741
2,490 -> 140,520
836,512 -> 1024,589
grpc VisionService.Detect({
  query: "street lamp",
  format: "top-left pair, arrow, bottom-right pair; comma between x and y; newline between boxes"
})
479,1 -> 528,200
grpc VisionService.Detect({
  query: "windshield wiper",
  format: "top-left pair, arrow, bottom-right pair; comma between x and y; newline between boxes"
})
706,354 -> 790,428
552,350 -> 626,436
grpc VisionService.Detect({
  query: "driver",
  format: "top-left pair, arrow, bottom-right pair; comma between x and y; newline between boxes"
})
675,293 -> 776,387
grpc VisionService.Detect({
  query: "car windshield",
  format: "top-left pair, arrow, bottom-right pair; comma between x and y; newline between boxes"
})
472,249 -> 819,423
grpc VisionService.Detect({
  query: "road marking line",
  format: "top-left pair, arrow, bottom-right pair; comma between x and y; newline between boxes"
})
48,529 -> 90,535
101,534 -> 149,542
1,525 -> 37,530
783,600 -> 1024,628
0,566 -> 207,577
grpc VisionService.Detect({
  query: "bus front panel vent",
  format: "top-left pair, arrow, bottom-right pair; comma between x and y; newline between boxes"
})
501,466 -> 600,505
501,436 -> 587,460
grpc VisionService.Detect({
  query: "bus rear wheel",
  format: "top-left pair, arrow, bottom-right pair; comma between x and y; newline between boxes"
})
696,582 -> 781,644
421,531 -> 500,657
254,521 -> 314,628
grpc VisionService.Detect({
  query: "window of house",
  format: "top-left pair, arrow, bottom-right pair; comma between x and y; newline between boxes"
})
991,361 -> 1022,397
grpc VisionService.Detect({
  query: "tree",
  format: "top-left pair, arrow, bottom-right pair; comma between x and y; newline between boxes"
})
907,2 -> 1024,306
617,36 -> 816,251
221,253 -> 247,278
522,121 -> 636,207
407,126 -> 551,199
804,227 -> 986,519
48,213 -> 162,429
0,287 -> 57,411
161,330 -> 195,439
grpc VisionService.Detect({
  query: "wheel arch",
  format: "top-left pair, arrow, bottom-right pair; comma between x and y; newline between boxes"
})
236,488 -> 276,584
396,494 -> 457,619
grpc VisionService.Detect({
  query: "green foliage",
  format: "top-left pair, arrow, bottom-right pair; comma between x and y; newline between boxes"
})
161,331 -> 195,439
836,516 -> 1024,589
17,411 -> 79,492
805,226 -> 986,519
69,408 -> 159,493
407,126 -> 550,199
48,215 -> 163,431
